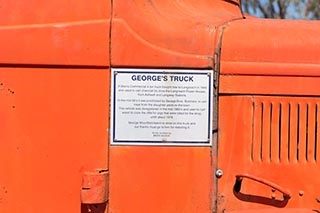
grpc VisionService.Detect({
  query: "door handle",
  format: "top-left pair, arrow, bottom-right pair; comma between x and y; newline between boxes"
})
234,174 -> 291,199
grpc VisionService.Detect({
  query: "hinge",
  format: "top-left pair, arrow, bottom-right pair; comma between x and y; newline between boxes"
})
81,169 -> 109,204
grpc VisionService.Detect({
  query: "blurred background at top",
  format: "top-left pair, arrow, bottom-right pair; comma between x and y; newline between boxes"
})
241,0 -> 320,20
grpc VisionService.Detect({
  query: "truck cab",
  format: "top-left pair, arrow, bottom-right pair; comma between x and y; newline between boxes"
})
1,0 -> 320,212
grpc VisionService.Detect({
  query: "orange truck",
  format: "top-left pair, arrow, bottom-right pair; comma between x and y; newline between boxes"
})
1,0 -> 320,212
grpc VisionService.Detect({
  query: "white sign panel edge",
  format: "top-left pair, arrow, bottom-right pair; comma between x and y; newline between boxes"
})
110,68 -> 213,146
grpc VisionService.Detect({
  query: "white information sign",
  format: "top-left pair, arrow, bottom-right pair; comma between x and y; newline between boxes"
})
110,68 -> 213,146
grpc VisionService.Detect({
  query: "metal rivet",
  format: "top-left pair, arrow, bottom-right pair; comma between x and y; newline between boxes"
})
299,190 -> 304,196
271,193 -> 276,199
215,169 -> 223,178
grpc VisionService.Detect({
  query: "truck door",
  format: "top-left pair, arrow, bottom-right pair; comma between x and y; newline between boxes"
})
0,1 -> 111,212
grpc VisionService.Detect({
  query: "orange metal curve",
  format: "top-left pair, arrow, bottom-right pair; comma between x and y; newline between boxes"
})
109,1 -> 242,213
1,0 -> 320,212
111,0 -> 242,68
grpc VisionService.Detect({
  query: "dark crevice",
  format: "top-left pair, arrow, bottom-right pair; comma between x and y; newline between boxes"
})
269,103 -> 273,162
288,103 -> 291,161
251,101 -> 255,162
297,104 -> 300,162
315,104 -> 318,162
260,102 -> 264,162
306,104 -> 309,161
279,103 -> 282,162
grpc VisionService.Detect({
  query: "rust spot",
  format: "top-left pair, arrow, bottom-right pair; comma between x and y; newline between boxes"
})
0,186 -> 8,203
8,88 -> 15,94
217,193 -> 225,206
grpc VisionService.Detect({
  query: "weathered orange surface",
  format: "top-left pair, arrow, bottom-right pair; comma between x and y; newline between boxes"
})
218,16 -> 320,211
220,19 -> 320,76
111,0 -> 242,68
109,1 -> 242,213
218,96 -> 320,211
1,0 -> 320,212
0,68 -> 110,212
0,0 -> 110,66
0,0 -> 110,212
109,146 -> 212,213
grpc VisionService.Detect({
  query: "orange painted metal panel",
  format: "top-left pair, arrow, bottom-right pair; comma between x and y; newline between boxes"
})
0,0 -> 110,66
219,75 -> 320,96
3,0 -> 320,212
0,21 -> 110,66
227,209 -> 317,213
0,0 -> 109,25
111,0 -> 242,67
218,96 -> 320,211
108,1 -> 242,212
1,0 -> 110,212
220,18 -> 320,76
109,146 -> 213,213
111,19 -> 213,68
220,62 -> 320,77
0,68 -> 110,212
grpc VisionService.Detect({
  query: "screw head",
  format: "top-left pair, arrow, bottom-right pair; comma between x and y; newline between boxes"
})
216,169 -> 223,178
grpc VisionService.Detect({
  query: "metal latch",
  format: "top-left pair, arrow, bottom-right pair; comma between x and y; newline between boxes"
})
81,169 -> 109,204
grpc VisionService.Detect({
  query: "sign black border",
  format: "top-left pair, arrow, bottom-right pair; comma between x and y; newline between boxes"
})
111,69 -> 212,146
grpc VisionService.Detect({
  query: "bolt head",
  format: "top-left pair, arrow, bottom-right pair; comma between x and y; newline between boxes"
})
216,169 -> 223,178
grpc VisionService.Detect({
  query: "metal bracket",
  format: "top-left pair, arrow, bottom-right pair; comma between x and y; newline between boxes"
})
81,169 -> 109,204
